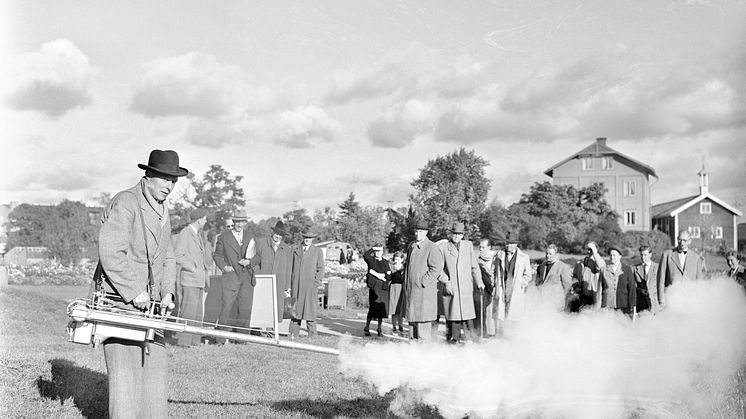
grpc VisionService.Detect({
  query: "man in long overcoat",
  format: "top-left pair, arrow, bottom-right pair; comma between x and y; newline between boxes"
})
494,232 -> 532,332
213,209 -> 255,336
251,220 -> 292,323
98,149 -> 186,418
405,220 -> 444,340
657,230 -> 704,308
174,207 -> 211,346
438,222 -> 484,342
290,230 -> 325,338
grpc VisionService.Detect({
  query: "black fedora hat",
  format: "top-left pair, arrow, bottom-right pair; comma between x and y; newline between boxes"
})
138,149 -> 189,177
272,220 -> 287,236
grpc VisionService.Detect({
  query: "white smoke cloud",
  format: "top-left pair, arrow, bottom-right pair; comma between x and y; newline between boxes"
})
340,278 -> 746,418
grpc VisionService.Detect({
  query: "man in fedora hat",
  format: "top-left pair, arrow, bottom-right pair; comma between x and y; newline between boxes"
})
98,149 -> 188,418
493,231 -> 532,333
251,220 -> 293,325
174,207 -> 211,347
213,209 -> 256,340
405,220 -> 443,340
289,229 -> 325,338
438,222 -> 484,343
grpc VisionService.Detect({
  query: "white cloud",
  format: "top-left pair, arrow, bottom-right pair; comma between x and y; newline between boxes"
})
130,52 -> 281,118
272,106 -> 343,148
367,99 -> 437,148
434,48 -> 746,145
325,43 -> 491,105
2,39 -> 95,118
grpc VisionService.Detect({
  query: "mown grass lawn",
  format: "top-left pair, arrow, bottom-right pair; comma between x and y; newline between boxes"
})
0,285 -> 441,419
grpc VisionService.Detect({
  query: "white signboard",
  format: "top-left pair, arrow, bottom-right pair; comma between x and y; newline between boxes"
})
249,274 -> 278,332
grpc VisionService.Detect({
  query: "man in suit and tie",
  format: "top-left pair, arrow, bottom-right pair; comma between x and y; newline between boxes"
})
633,245 -> 659,314
174,207 -> 211,346
213,209 -> 255,337
494,232 -> 533,333
657,230 -> 705,308
535,244 -> 572,311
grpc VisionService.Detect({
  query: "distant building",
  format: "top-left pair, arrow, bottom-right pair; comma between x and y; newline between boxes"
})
544,138 -> 658,231
3,246 -> 49,266
652,167 -> 741,251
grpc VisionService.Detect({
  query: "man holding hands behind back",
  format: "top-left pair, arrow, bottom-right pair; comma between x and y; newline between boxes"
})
98,149 -> 187,418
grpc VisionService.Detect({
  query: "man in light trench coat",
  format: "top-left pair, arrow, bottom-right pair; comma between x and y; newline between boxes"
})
438,222 -> 484,343
405,220 -> 444,340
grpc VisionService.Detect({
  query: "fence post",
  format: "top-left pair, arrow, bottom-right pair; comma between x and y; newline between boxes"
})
0,265 -> 8,287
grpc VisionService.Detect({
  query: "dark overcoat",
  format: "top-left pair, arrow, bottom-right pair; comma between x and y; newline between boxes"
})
213,229 -> 254,290
363,248 -> 391,318
252,237 -> 292,319
290,244 -> 325,321
633,261 -> 659,313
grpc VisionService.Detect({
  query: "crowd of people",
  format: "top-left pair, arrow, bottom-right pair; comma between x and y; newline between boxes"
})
95,149 -> 745,418
360,221 -> 746,344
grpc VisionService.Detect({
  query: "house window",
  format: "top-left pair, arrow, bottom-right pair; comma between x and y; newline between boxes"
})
624,181 -> 637,197
713,226 -> 723,239
688,226 -> 701,238
624,211 -> 636,226
601,156 -> 614,170
700,202 -> 712,214
581,157 -> 593,171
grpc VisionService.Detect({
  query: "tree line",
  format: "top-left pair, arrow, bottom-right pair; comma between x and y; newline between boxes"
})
4,148 -> 671,264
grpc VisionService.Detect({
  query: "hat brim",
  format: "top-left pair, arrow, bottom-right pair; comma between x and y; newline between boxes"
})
138,164 -> 189,177
302,234 -> 318,238
272,228 -> 287,235
232,217 -> 249,222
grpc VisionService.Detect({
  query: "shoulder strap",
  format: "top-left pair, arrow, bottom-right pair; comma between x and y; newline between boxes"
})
129,191 -> 155,299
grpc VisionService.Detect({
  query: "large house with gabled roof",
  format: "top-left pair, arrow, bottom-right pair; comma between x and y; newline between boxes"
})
544,137 -> 658,232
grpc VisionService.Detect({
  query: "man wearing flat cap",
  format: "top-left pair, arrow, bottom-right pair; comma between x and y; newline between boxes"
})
438,222 -> 484,343
405,220 -> 444,340
251,220 -> 293,324
98,149 -> 188,418
493,231 -> 532,332
289,229 -> 325,338
213,208 -> 256,339
174,207 -> 211,347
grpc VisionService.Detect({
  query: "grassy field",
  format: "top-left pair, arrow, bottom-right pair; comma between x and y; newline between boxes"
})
0,285 -> 440,419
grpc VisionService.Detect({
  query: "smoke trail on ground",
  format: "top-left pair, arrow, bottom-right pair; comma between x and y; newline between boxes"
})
339,278 -> 746,418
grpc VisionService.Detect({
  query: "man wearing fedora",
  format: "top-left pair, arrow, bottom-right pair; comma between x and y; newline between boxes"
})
174,207 -> 211,347
289,229 -> 325,338
98,149 -> 188,418
213,209 -> 256,339
405,220 -> 444,340
438,222 -> 484,343
493,231 -> 532,333
251,220 -> 293,325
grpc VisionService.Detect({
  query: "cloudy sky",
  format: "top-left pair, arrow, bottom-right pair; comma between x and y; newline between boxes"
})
2,0 -> 744,220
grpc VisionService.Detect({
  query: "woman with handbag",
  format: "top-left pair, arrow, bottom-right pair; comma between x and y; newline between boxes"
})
363,245 -> 391,337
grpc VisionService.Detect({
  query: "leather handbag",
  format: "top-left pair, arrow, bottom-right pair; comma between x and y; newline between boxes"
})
283,297 -> 297,319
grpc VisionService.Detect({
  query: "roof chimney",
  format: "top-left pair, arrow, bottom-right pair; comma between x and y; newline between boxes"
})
596,137 -> 607,146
